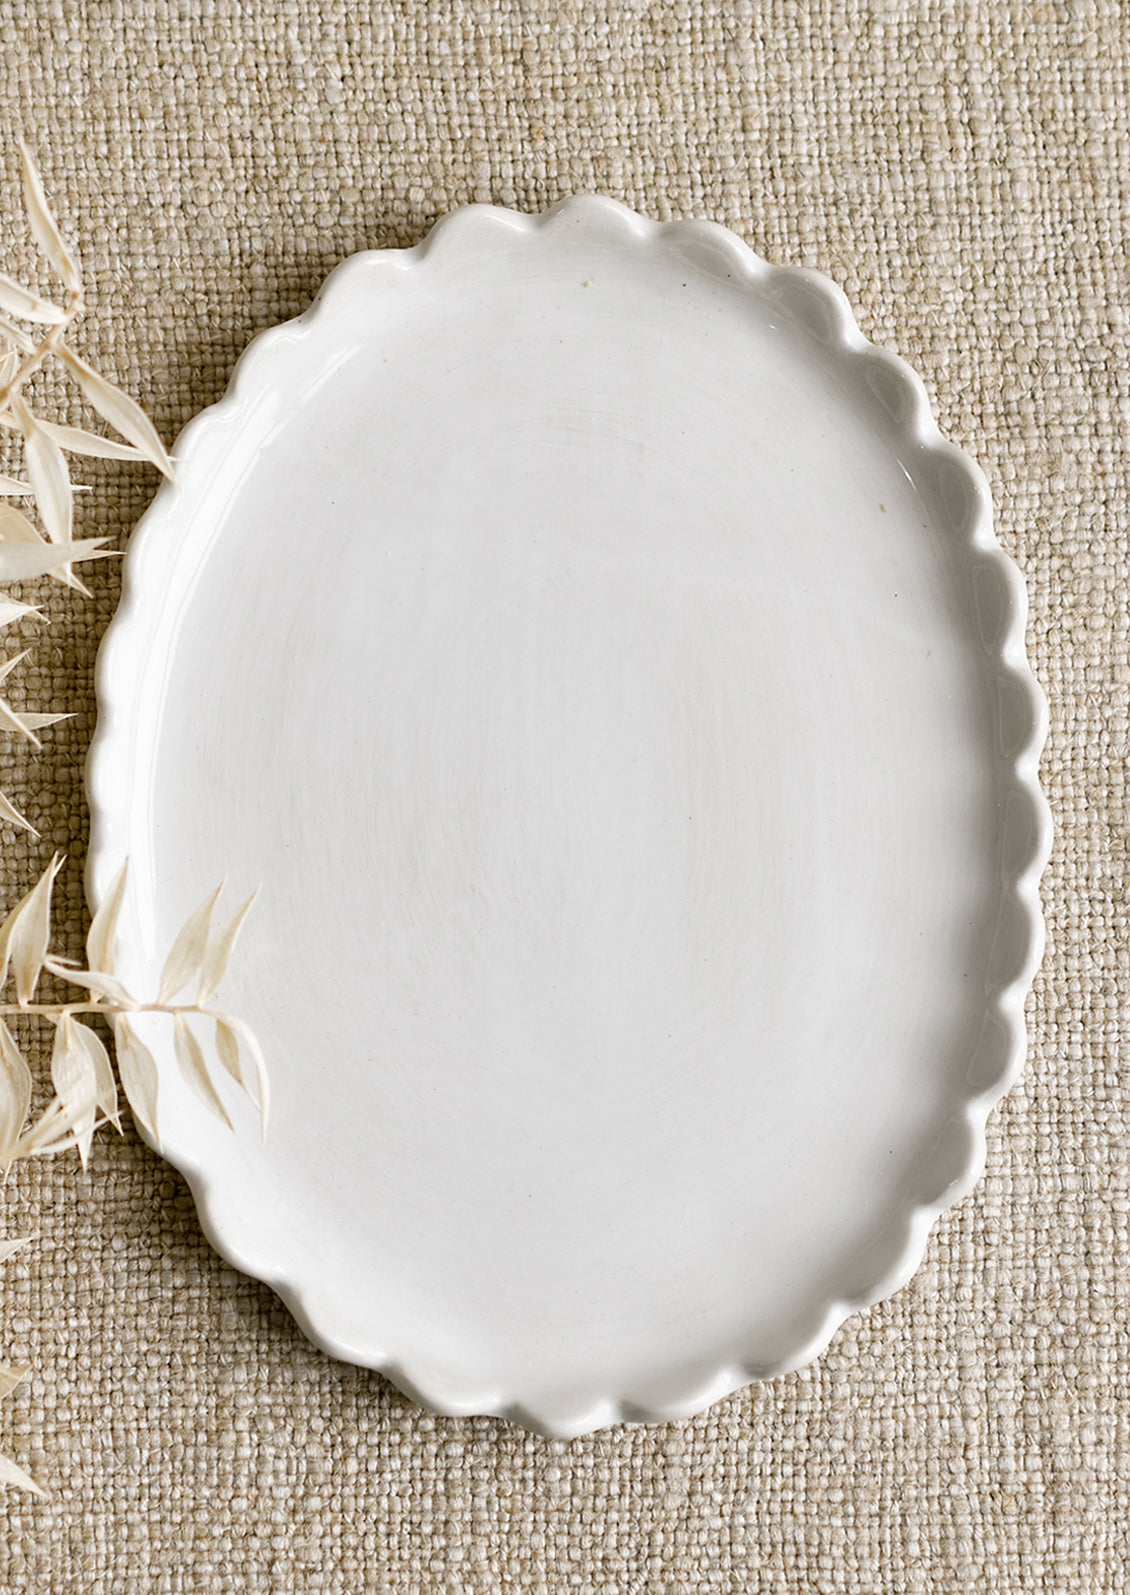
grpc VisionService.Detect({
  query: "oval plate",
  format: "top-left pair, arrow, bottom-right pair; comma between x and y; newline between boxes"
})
88,197 -> 1049,1436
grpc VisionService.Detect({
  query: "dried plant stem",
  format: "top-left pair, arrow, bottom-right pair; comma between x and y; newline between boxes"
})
1,1002 -> 215,1018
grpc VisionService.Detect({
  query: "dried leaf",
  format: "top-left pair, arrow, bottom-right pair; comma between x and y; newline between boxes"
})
0,478 -> 33,498
43,957 -> 132,1008
0,503 -> 44,545
0,791 -> 35,835
0,271 -> 64,325
213,1017 -> 243,1086
0,313 -> 34,354
0,1018 -> 33,1158
0,651 -> 27,687
0,1363 -> 29,1400
157,882 -> 224,1003
113,1018 -> 159,1143
11,1098 -> 74,1157
173,1014 -> 231,1128
0,790 -> 36,836
0,696 -> 39,746
58,343 -> 174,479
212,1012 -> 269,1135
0,502 -> 102,594
49,1014 -> 98,1166
0,853 -> 63,1002
9,1084 -> 117,1161
0,1237 -> 33,1264
11,396 -> 73,545
13,857 -> 59,1002
12,711 -> 70,733
197,890 -> 257,1002
0,658 -> 29,698
87,858 -> 127,976
0,1450 -> 45,1495
0,654 -> 40,744
34,419 -> 143,463
69,1021 -> 119,1129
18,141 -> 81,293
0,536 -> 111,583
0,871 -> 31,987
0,598 -> 41,626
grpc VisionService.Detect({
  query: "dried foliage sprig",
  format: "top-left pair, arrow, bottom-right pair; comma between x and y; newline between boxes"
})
0,140 -> 173,835
0,144 -> 267,1493
0,863 -> 266,1495
0,858 -> 268,1166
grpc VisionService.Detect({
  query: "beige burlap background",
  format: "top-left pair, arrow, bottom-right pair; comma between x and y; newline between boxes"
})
0,2 -> 1125,1590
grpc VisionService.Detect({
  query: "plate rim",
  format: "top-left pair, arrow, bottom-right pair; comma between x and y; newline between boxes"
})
86,194 -> 1052,1436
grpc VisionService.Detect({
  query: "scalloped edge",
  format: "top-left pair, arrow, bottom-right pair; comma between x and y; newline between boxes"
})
86,196 -> 1051,1437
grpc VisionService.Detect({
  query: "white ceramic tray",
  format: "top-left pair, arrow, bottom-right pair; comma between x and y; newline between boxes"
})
88,197 -> 1049,1436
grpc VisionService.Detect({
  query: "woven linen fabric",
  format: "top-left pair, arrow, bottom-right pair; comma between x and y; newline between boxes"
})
0,2 -> 1125,1590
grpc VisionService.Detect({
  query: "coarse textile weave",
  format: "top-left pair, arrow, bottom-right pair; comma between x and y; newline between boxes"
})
0,3 -> 1126,1591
